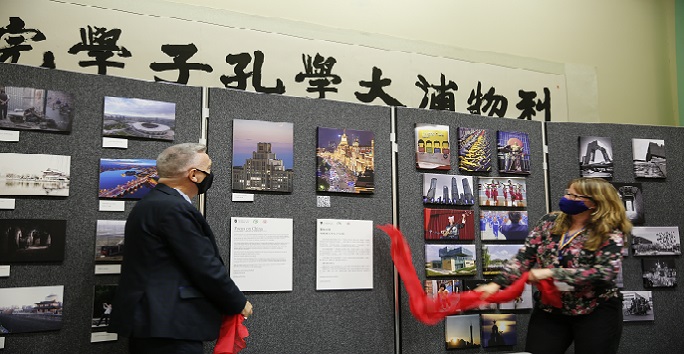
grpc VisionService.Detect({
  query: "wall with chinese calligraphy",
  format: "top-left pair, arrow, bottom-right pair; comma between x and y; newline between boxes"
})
4,0 -> 569,123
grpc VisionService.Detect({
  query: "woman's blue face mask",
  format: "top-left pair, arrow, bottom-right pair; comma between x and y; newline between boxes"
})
558,196 -> 590,215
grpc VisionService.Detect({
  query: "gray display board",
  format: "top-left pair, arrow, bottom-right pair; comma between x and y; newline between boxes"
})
547,122 -> 684,352
0,63 -> 201,353
205,88 -> 395,354
395,107 -> 546,353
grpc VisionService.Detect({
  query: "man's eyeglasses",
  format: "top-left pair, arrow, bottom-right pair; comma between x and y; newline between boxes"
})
192,168 -> 211,175
564,189 -> 593,201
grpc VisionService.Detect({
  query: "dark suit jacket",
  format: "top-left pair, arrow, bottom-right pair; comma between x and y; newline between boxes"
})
110,183 -> 246,341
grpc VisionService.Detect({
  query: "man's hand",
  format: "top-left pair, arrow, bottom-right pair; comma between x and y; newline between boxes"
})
474,282 -> 501,300
241,301 -> 253,319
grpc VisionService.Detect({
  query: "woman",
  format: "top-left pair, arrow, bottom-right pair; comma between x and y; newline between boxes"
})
477,177 -> 631,354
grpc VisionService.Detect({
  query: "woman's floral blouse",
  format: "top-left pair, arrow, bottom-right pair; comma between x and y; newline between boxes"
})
493,213 -> 624,315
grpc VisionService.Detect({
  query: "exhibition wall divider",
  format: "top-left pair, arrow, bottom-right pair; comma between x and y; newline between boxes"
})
1,63 -> 684,353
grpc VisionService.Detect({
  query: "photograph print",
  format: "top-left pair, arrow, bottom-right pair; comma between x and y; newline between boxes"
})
458,127 -> 491,172
422,173 -> 475,205
579,136 -> 613,177
95,220 -> 125,264
611,182 -> 645,226
499,283 -> 533,310
102,96 -> 176,141
461,279 -> 497,311
424,208 -> 475,241
425,279 -> 461,312
621,290 -> 654,321
233,119 -> 294,193
91,284 -> 117,333
425,244 -> 477,276
445,314 -> 481,349
0,285 -> 64,334
641,258 -> 677,288
415,123 -> 450,170
478,177 -> 527,207
480,211 -> 529,241
99,158 -> 158,199
632,138 -> 666,178
317,126 -> 374,194
0,86 -> 75,132
481,244 -> 524,276
481,313 -> 517,348
496,130 -> 530,174
0,219 -> 66,264
0,153 -> 71,197
631,226 -> 680,256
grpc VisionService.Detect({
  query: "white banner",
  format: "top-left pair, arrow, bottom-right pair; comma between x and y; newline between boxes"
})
3,0 -> 568,121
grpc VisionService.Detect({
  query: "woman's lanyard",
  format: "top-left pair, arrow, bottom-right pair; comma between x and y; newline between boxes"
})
558,228 -> 584,263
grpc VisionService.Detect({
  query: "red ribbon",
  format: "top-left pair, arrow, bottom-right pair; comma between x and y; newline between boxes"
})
213,314 -> 249,354
377,224 -> 561,325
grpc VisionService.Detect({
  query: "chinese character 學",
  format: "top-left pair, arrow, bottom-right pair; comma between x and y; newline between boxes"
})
415,74 -> 459,111
467,81 -> 508,117
516,87 -> 551,121
295,53 -> 341,99
68,26 -> 132,75
0,17 -> 46,63
220,50 -> 285,94
355,66 -> 403,106
150,44 -> 213,85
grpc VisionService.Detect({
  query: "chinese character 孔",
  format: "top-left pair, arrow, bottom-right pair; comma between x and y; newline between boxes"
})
220,50 -> 285,94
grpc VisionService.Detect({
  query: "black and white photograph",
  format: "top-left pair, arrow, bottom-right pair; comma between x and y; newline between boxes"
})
0,219 -> 66,263
642,258 -> 677,288
422,173 -> 475,205
0,86 -> 75,133
611,182 -> 645,226
0,285 -> 64,334
632,138 -> 666,178
621,291 -> 654,322
95,220 -> 125,264
91,284 -> 117,333
102,96 -> 176,141
445,314 -> 481,349
579,136 -> 613,177
632,226 -> 681,256
0,153 -> 71,197
425,244 -> 477,276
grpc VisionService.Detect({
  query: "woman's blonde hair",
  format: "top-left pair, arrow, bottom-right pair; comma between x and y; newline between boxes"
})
552,177 -> 632,251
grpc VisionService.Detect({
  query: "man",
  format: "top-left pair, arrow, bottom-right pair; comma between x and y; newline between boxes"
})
0,89 -> 8,120
441,214 -> 466,239
500,211 -> 528,240
110,143 -> 252,354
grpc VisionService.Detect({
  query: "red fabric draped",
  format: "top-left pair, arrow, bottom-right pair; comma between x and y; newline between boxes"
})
377,224 -> 561,325
214,314 -> 249,354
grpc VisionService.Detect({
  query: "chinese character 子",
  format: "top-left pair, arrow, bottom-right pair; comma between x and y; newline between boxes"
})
415,74 -> 459,111
0,17 -> 46,63
516,87 -> 551,121
68,26 -> 131,75
150,43 -> 213,85
467,81 -> 508,117
355,66 -> 403,106
220,50 -> 285,94
295,53 -> 341,99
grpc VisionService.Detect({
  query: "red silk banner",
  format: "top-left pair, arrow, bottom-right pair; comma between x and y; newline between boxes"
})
377,224 -> 561,325
214,314 -> 249,354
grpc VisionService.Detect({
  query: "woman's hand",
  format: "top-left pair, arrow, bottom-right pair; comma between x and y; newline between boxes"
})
474,282 -> 501,299
528,268 -> 554,282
